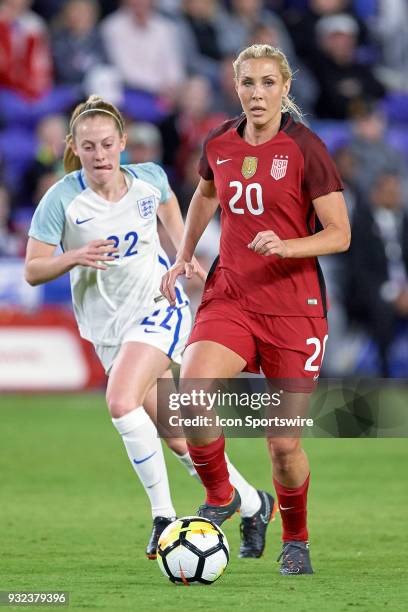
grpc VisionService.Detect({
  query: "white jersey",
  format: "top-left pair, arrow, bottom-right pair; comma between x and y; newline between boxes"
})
29,163 -> 188,346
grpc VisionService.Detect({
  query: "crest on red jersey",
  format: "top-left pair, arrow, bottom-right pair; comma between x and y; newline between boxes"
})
241,156 -> 258,179
271,155 -> 288,180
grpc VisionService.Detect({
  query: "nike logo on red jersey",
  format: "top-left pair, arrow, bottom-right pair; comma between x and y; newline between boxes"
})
216,157 -> 232,165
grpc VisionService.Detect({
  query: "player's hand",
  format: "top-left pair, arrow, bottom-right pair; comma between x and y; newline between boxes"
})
248,230 -> 288,258
191,256 -> 207,283
72,239 -> 119,270
161,258 -> 205,306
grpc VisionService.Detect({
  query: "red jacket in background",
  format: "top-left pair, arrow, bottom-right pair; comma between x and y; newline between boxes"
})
0,11 -> 53,99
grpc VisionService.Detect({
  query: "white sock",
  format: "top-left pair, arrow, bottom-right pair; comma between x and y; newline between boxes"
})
112,407 -> 176,519
226,455 -> 261,518
172,451 -> 201,481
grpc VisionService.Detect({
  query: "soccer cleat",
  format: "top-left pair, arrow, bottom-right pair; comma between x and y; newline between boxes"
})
239,490 -> 277,558
197,487 -> 241,526
277,541 -> 314,575
146,516 -> 175,560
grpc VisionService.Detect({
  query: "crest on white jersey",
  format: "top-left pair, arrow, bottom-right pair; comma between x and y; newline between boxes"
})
137,196 -> 155,219
271,155 -> 288,180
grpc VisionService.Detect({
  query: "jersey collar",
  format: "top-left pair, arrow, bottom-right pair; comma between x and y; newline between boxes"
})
236,111 -> 291,139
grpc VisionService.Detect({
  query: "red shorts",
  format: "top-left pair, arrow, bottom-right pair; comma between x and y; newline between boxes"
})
187,296 -> 328,392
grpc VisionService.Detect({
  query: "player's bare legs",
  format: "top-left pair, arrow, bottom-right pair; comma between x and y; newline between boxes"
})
268,439 -> 309,486
144,371 -> 273,543
266,391 -> 310,487
179,340 -> 278,556
179,341 -> 245,522
143,370 -> 188,457
106,342 -> 171,417
106,342 -> 177,558
266,391 -> 314,574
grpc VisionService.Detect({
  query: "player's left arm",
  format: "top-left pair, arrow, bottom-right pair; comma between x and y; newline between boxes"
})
157,190 -> 206,280
248,191 -> 351,258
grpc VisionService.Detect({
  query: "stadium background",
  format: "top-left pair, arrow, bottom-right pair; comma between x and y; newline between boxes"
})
0,2 -> 407,610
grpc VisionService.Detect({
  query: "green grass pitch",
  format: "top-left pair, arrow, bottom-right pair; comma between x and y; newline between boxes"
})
1,394 -> 407,611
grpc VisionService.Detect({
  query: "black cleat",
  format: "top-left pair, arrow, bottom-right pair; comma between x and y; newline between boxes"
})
146,516 -> 175,560
277,541 -> 314,575
197,488 -> 241,526
239,490 -> 277,558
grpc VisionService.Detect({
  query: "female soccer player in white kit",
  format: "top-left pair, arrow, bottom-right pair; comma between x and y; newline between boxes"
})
25,96 -> 276,559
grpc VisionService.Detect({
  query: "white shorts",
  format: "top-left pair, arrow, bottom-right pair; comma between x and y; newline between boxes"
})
94,299 -> 192,375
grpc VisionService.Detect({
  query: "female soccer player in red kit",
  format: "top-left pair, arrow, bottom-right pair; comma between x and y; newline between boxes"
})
161,44 -> 351,575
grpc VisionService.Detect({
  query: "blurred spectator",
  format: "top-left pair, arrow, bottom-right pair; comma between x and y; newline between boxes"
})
212,55 -> 243,118
175,0 -> 226,85
82,64 -> 124,107
0,0 -> 53,100
33,169 -> 61,202
222,0 -> 295,59
312,14 -> 385,119
158,0 -> 182,17
249,22 -> 318,116
349,101 -> 408,196
21,114 -> 66,206
159,75 -> 226,180
125,122 -> 163,164
32,0 -> 65,20
282,0 -> 369,62
347,172 -> 408,376
371,0 -> 408,92
332,145 -> 358,217
320,143 -> 358,374
100,0 -> 185,100
181,0 -> 224,62
0,185 -> 25,256
0,149 -> 4,182
176,145 -> 201,216
51,0 -> 108,87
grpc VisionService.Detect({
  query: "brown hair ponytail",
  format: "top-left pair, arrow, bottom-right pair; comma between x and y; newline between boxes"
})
63,95 -> 125,174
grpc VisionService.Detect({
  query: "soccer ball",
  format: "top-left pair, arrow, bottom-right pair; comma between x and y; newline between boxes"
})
157,516 -> 229,585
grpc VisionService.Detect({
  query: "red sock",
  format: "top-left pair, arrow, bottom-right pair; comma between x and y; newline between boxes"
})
273,474 -> 310,542
187,435 -> 233,505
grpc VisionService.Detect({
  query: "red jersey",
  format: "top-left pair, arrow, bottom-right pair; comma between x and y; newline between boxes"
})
199,113 -> 343,318
0,12 -> 52,100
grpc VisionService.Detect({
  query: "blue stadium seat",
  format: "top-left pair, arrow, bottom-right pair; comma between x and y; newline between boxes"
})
309,120 -> 352,152
387,126 -> 408,161
382,93 -> 408,124
0,85 -> 79,129
353,0 -> 378,19
0,127 -> 37,188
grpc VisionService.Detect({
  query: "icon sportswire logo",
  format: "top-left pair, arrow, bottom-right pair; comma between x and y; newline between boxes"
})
75,217 -> 95,225
216,157 -> 232,165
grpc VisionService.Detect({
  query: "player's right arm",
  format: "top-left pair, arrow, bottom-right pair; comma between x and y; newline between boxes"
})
25,238 -> 118,286
160,177 -> 219,305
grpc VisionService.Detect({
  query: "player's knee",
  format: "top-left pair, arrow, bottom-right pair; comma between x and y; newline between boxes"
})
165,437 -> 187,454
106,392 -> 138,418
267,437 -> 301,462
